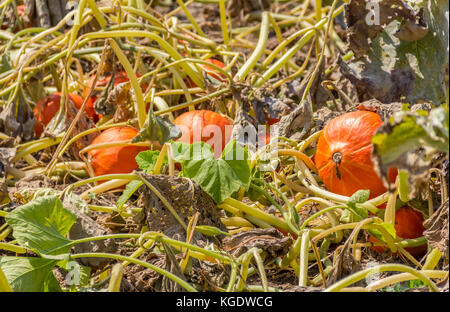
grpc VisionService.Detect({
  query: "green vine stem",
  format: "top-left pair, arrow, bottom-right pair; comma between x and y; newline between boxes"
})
324,264 -> 439,292
366,270 -> 447,292
298,230 -> 310,287
71,252 -> 197,292
234,12 -> 269,82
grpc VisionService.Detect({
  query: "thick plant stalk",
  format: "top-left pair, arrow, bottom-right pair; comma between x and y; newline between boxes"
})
366,270 -> 447,292
107,263 -> 124,292
109,39 -> 146,128
325,264 -> 439,292
71,252 -> 197,292
235,12 -> 269,81
298,230 -> 311,287
219,0 -> 229,45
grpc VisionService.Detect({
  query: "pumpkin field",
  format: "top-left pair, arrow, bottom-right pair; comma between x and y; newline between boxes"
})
0,0 -> 448,294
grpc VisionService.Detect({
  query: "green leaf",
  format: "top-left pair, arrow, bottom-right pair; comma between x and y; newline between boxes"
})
57,260 -> 91,288
117,180 -> 143,211
171,141 -> 191,163
6,196 -> 77,256
369,222 -> 397,241
221,140 -> 251,190
195,225 -> 231,237
0,267 -> 12,292
180,141 -> 251,203
341,190 -> 370,223
135,150 -> 161,173
131,111 -> 182,145
0,256 -> 61,292
372,107 -> 449,165
348,190 -> 370,206
372,105 -> 449,197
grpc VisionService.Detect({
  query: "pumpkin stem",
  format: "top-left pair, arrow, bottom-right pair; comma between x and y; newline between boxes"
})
332,151 -> 342,180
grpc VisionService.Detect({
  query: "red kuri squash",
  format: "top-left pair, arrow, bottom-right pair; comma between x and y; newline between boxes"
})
314,111 -> 397,199
173,110 -> 233,158
369,206 -> 426,257
33,92 -> 84,137
87,126 -> 147,178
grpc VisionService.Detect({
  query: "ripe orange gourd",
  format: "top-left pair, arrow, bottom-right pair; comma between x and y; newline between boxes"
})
369,206 -> 426,257
87,126 -> 147,179
314,111 -> 397,199
173,110 -> 233,158
33,92 -> 84,137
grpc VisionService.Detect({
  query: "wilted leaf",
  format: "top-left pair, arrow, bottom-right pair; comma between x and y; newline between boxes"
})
341,0 -> 449,104
6,196 -> 77,256
372,105 -> 449,194
132,110 -> 182,145
423,199 -> 449,254
0,91 -> 35,141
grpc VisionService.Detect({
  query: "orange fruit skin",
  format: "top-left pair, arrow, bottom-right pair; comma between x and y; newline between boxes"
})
87,126 -> 148,179
369,206 -> 427,257
173,110 -> 233,159
314,111 -> 397,199
33,92 -> 84,137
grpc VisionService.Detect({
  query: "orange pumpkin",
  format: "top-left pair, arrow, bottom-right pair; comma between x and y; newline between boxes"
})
185,58 -> 227,88
87,126 -> 147,178
173,110 -> 233,158
370,206 -> 426,257
33,92 -> 84,137
314,111 -> 397,199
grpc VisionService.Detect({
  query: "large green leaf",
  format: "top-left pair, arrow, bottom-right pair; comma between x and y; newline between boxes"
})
180,141 -> 251,203
371,105 -> 449,196
6,196 -> 77,256
341,0 -> 449,104
0,256 -> 61,292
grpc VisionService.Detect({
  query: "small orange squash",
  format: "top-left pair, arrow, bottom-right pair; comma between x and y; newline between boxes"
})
369,206 -> 426,257
173,110 -> 233,158
87,126 -> 147,178
33,92 -> 84,137
314,111 -> 397,199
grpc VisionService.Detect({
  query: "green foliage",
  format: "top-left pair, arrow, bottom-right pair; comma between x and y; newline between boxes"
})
372,106 -> 449,165
0,256 -> 61,292
132,110 -> 182,145
340,190 -> 370,223
179,140 -> 251,203
380,279 -> 426,292
6,196 -> 77,256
